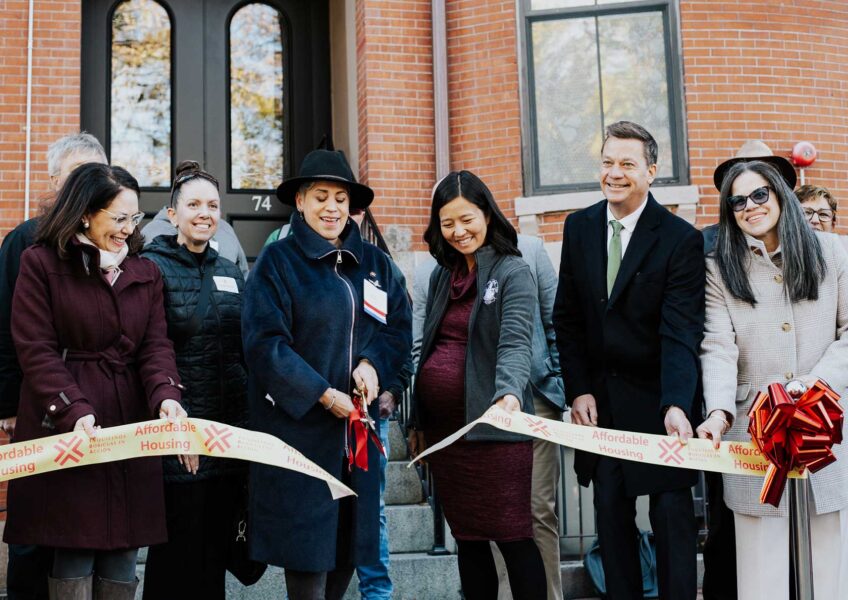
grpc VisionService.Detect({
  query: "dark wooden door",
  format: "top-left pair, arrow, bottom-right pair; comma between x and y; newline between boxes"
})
82,0 -> 331,261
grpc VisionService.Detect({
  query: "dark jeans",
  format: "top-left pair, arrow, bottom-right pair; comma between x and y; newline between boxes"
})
7,544 -> 51,600
52,548 -> 137,582
143,475 -> 241,600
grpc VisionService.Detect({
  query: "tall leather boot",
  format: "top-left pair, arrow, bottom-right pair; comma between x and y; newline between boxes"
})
48,574 -> 93,600
93,576 -> 138,600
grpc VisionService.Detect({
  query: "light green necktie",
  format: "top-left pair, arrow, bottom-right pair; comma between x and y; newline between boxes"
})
607,220 -> 623,296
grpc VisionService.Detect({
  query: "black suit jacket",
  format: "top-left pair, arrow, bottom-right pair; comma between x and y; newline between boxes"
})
553,194 -> 705,495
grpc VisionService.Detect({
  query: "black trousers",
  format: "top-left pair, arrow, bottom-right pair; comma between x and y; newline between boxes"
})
593,456 -> 697,600
7,544 -> 51,600
143,475 -> 241,600
701,472 -> 737,600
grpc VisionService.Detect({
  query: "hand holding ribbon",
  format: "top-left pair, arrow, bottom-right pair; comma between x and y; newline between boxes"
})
748,379 -> 844,507
347,387 -> 386,471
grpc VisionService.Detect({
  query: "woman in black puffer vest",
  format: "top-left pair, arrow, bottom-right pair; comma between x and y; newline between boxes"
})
140,160 -> 247,600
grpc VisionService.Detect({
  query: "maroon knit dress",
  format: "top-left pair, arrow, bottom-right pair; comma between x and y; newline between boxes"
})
417,266 -> 534,541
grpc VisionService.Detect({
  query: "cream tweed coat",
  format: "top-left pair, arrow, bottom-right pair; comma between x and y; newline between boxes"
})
702,231 -> 848,518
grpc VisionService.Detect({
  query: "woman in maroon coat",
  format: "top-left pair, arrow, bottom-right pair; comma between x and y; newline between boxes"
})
5,163 -> 187,599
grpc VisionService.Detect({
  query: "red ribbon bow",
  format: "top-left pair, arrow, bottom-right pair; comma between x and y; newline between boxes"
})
347,389 -> 386,472
748,380 -> 844,507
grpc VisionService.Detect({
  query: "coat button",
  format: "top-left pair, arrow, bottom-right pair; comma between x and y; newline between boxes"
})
785,372 -> 794,380
782,323 -> 792,332
49,404 -> 56,412
774,274 -> 784,283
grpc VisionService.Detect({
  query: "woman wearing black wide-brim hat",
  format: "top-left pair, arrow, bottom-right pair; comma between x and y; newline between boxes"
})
242,149 -> 412,599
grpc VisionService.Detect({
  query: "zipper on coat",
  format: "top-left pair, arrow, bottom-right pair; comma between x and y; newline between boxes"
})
335,250 -> 357,458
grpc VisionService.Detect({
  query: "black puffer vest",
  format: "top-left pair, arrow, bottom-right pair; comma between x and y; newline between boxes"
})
142,235 -> 247,482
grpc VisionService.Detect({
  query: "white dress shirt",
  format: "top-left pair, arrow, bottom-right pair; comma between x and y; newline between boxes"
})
606,196 -> 649,256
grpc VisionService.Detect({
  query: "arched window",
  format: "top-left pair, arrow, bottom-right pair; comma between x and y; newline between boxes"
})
110,0 -> 172,187
229,3 -> 285,190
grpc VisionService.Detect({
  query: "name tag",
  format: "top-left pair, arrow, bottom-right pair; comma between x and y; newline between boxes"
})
363,279 -> 388,325
213,276 -> 239,293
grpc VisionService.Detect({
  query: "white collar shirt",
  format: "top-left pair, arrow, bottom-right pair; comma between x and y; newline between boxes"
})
606,195 -> 649,256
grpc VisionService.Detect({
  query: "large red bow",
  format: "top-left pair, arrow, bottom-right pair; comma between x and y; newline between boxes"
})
748,380 -> 843,507
347,390 -> 386,472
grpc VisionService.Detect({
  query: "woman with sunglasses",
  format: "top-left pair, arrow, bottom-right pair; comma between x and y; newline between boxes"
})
4,163 -> 186,598
697,160 -> 848,599
140,160 -> 248,599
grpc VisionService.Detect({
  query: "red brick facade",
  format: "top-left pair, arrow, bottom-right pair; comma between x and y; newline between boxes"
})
682,0 -> 848,228
0,1 -> 81,232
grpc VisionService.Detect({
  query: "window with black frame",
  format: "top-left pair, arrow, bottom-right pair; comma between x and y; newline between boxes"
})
522,0 -> 687,195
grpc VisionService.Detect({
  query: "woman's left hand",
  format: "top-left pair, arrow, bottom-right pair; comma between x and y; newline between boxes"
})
159,399 -> 187,422
353,360 -> 379,405
178,454 -> 199,475
495,394 -> 521,412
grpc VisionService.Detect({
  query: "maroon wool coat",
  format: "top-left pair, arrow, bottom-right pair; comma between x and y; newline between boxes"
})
3,240 -> 181,550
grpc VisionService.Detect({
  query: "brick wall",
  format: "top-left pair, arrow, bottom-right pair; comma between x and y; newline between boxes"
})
356,0 -> 436,251
445,0 -> 522,222
0,1 -> 82,236
681,0 -> 848,230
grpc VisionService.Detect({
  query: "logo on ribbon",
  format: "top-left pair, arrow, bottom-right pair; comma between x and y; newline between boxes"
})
54,436 -> 84,466
523,416 -> 551,438
203,424 -> 233,453
658,439 -> 684,465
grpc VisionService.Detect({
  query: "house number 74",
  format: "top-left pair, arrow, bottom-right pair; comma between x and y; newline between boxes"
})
253,195 -> 272,212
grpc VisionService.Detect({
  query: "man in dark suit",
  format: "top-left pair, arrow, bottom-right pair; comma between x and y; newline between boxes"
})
553,121 -> 704,599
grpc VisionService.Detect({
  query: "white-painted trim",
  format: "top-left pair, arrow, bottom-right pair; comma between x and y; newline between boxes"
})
515,184 -> 700,217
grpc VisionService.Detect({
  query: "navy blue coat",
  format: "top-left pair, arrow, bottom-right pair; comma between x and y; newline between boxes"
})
242,215 -> 412,571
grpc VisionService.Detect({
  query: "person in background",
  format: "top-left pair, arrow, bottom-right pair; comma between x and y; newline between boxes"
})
5,163 -> 186,599
0,131 -> 107,600
140,160 -> 248,599
796,185 -> 837,233
142,205 -> 249,279
553,121 -> 703,599
411,231 -> 566,600
698,160 -> 848,599
242,149 -> 412,600
701,140 -> 798,600
410,170 -> 547,600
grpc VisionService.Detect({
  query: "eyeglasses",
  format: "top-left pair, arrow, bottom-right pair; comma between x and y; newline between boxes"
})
99,208 -> 145,228
726,186 -> 772,213
802,207 -> 835,223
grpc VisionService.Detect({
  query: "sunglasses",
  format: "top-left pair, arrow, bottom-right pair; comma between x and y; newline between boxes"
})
727,186 -> 772,213
170,170 -> 220,207
99,208 -> 145,228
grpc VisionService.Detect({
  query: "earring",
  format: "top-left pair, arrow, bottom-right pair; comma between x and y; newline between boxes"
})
82,221 -> 89,229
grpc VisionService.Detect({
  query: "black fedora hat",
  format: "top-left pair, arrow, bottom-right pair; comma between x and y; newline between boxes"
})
713,140 -> 797,191
276,149 -> 374,209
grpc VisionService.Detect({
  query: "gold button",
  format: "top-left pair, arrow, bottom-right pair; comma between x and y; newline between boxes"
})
774,274 -> 784,283
785,372 -> 794,380
49,404 -> 56,412
782,323 -> 792,332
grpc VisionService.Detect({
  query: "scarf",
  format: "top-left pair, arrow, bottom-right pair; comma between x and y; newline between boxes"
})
75,232 -> 129,286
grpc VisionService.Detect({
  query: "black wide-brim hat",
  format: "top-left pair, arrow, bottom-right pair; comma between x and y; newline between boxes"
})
713,155 -> 797,191
276,149 -> 374,209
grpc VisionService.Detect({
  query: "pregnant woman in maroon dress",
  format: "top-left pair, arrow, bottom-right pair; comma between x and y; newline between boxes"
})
410,170 -> 546,599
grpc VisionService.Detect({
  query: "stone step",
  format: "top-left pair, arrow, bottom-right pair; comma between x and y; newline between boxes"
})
386,504 -> 435,553
385,460 -> 424,505
388,419 -> 407,461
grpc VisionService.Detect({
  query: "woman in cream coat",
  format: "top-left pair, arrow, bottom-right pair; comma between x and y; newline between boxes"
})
698,160 -> 848,599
